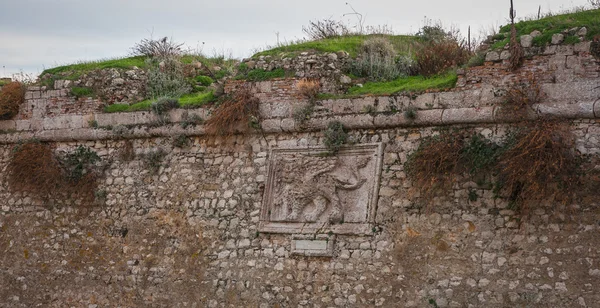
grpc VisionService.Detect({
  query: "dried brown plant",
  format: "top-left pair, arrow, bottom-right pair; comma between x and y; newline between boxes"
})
0,81 -> 25,120
496,120 -> 580,212
204,87 -> 259,135
404,131 -> 465,197
296,78 -> 320,101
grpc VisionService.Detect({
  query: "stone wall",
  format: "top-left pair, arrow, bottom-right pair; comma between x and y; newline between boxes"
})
0,37 -> 599,308
1,121 -> 599,307
242,51 -> 352,93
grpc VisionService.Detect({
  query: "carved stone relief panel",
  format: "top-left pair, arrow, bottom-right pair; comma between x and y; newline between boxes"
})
259,143 -> 383,235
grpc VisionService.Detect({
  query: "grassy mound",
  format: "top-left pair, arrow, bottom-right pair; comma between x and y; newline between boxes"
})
252,34 -> 418,58
493,8 -> 600,48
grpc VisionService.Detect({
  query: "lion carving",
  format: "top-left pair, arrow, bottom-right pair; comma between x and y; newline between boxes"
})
273,155 -> 371,224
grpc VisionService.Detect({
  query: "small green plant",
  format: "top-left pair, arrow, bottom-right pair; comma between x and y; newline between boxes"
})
363,104 -> 377,115
172,135 -> 190,148
62,145 -> 101,183
238,68 -> 286,81
323,121 -> 348,154
70,87 -> 94,98
152,97 -> 179,123
194,75 -> 214,86
403,107 -> 417,120
88,119 -> 98,128
466,53 -> 485,67
293,103 -> 315,125
142,148 -> 167,175
112,125 -> 128,136
461,133 -> 502,175
563,35 -> 581,45
94,189 -> 107,202
180,112 -> 204,128
468,189 -> 479,202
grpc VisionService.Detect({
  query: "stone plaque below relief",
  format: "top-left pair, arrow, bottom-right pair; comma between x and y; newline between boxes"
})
259,143 -> 383,235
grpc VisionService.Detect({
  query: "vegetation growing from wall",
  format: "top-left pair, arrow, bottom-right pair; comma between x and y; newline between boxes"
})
7,142 -> 103,203
405,120 -> 586,215
323,121 -> 348,154
252,34 -> 417,59
204,87 -> 260,135
347,72 -> 457,96
404,130 -> 466,197
0,81 -> 25,120
493,8 -> 600,48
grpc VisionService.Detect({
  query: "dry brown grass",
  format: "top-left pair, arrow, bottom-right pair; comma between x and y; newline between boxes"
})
0,81 -> 25,120
415,40 -> 471,77
204,87 -> 259,135
496,120 -> 580,212
296,78 -> 320,100
7,142 -> 63,196
7,142 -> 101,203
404,131 -> 465,197
499,75 -> 543,120
508,24 -> 524,71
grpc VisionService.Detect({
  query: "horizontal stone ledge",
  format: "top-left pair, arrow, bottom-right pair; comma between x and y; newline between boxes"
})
0,103 -> 597,144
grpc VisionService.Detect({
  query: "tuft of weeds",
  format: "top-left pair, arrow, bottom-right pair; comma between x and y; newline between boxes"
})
88,119 -> 98,128
152,97 -> 179,123
495,120 -> 581,213
194,75 -> 214,86
296,78 -> 321,100
7,142 -> 102,203
323,121 -> 348,154
70,87 -> 94,98
172,135 -> 190,148
460,133 -> 502,175
404,131 -> 465,197
62,145 -> 101,183
466,53 -> 485,67
142,148 -> 167,175
180,112 -> 204,128
293,103 -> 315,125
403,107 -> 417,121
0,81 -> 25,120
205,87 -> 260,135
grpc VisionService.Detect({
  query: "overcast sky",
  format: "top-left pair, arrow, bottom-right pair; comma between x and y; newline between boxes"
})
0,0 -> 590,78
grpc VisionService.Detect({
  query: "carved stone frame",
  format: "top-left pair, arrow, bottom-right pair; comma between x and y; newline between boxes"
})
259,143 -> 383,235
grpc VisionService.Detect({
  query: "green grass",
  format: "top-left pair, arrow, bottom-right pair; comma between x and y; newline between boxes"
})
497,9 -> 600,45
71,87 -> 94,98
347,72 -> 458,96
179,91 -> 216,107
104,100 -> 153,113
0,79 -> 11,87
237,68 -> 287,81
103,91 -> 215,113
41,56 -> 148,77
253,34 -> 418,58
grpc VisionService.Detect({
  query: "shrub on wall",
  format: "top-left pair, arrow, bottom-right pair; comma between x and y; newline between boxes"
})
349,37 -> 408,81
324,121 -> 349,154
0,81 -> 25,120
146,57 -> 191,99
204,87 -> 260,135
404,131 -> 465,197
414,23 -> 471,77
7,142 -> 102,203
495,120 -> 581,212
